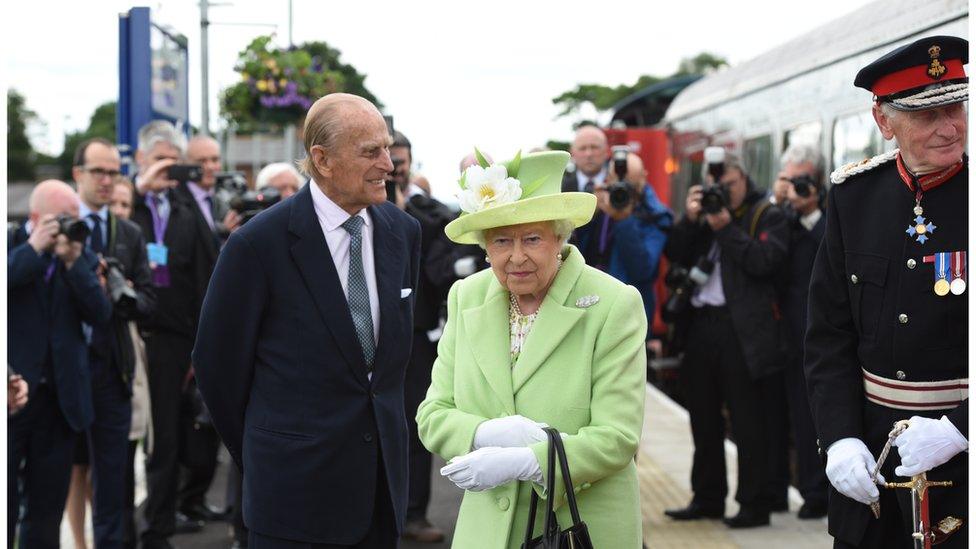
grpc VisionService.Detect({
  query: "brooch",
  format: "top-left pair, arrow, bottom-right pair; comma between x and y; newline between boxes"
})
575,295 -> 600,308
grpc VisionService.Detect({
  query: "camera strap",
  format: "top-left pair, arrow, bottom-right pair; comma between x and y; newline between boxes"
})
748,201 -> 771,239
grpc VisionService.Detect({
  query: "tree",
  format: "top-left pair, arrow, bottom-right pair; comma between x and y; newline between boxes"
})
8,89 -> 38,182
551,52 -> 728,122
57,101 -> 116,179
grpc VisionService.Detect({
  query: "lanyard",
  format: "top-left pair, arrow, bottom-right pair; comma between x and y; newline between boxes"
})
145,192 -> 169,244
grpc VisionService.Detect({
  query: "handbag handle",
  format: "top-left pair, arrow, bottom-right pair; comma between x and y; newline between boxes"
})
548,427 -> 585,527
523,427 -> 587,546
523,427 -> 558,546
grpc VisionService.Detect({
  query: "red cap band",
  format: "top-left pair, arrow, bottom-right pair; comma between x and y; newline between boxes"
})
872,59 -> 966,97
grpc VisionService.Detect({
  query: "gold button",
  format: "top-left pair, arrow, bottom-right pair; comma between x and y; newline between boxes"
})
497,497 -> 510,511
907,259 -> 917,269
898,314 -> 909,324
896,371 -> 907,380
851,274 -> 859,284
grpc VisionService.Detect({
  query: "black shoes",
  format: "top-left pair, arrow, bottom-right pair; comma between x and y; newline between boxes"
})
664,502 -> 725,520
173,512 -> 205,534
180,502 -> 230,522
769,500 -> 789,513
797,500 -> 828,519
723,507 -> 770,528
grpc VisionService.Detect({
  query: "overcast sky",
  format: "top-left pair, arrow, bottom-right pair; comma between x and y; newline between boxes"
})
7,0 -> 878,200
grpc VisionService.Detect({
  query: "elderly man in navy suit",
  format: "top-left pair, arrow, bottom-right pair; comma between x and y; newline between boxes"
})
8,180 -> 113,548
192,93 -> 421,549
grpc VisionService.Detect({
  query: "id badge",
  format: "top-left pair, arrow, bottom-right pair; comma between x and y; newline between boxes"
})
147,243 -> 168,267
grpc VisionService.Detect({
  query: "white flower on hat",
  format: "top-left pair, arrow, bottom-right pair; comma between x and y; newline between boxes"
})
457,164 -> 522,214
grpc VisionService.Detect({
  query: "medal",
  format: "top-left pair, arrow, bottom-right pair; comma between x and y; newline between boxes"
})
950,251 -> 967,295
933,252 -> 951,296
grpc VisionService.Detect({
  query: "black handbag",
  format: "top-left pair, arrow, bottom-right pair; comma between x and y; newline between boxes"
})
522,427 -> 594,549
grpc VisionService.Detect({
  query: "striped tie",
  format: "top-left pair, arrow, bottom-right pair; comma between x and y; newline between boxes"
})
341,215 -> 375,370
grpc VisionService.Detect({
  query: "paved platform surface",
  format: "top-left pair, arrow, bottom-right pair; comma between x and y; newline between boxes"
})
61,384 -> 833,548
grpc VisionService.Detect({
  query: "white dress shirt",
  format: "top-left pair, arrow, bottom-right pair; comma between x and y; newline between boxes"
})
575,167 -> 607,192
799,209 -> 823,232
690,242 -> 727,308
309,181 -> 380,345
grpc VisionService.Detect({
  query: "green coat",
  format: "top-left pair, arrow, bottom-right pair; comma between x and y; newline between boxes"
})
417,245 -> 647,549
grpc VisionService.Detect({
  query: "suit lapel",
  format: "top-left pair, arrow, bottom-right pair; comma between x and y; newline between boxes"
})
512,246 -> 586,394
288,185 -> 369,388
462,282 -> 516,414
367,204 -> 404,379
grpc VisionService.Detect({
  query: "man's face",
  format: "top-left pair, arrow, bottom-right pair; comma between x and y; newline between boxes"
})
268,171 -> 301,198
389,145 -> 412,191
570,128 -> 609,177
73,142 -> 122,209
786,179 -> 820,214
187,138 -> 222,189
136,142 -> 181,173
312,108 -> 394,212
110,183 -> 134,220
719,167 -> 748,209
874,102 -> 967,173
774,160 -> 817,205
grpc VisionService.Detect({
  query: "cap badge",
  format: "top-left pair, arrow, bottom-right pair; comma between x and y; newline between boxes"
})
927,45 -> 947,80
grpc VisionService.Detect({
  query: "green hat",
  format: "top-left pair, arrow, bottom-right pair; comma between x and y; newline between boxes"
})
445,149 -> 596,244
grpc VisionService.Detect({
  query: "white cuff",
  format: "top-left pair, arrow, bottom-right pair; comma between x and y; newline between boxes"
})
940,416 -> 969,452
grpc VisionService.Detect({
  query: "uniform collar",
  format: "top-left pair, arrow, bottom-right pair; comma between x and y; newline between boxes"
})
895,152 -> 964,193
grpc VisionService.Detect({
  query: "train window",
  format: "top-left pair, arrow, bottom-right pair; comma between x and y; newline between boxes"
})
784,122 -> 822,151
743,135 -> 773,190
832,112 -> 883,171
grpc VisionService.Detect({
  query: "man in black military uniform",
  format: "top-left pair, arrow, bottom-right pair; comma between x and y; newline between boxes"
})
805,36 -> 968,549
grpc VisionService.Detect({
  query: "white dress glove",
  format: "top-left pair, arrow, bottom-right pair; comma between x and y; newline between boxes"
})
825,437 -> 885,505
894,416 -> 968,477
473,415 -> 548,450
440,447 -> 543,492
453,256 -> 477,278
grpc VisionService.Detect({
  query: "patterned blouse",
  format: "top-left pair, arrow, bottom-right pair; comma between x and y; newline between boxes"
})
509,294 -> 539,366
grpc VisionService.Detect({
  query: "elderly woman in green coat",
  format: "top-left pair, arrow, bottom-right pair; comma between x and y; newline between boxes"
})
417,150 -> 647,548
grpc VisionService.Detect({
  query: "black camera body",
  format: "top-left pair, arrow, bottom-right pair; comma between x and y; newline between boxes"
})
608,145 -> 635,210
790,174 -> 816,198
102,256 -> 138,309
215,171 -> 248,194
166,164 -> 204,184
701,146 -> 729,215
664,256 -> 715,318
228,188 -> 282,225
56,215 -> 90,243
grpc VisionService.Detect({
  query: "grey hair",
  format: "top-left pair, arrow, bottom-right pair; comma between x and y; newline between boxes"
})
256,162 -> 304,190
474,219 -> 575,249
780,143 -> 824,174
137,120 -> 186,154
879,102 -> 901,121
700,150 -> 747,181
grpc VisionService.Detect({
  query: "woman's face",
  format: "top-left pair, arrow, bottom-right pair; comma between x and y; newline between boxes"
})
485,221 -> 563,298
110,183 -> 133,220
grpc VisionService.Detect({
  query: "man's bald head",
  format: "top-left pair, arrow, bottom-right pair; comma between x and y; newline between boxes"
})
606,152 -> 648,190
301,93 -> 385,178
570,125 -> 608,177
29,179 -> 79,220
187,135 -> 222,188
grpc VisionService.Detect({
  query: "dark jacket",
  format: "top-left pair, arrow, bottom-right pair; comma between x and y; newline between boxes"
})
7,226 -> 113,431
105,213 -> 157,385
665,188 -> 790,378
130,185 -> 217,339
575,185 -> 672,335
404,193 -> 463,332
191,182 -> 421,544
805,156 -> 967,546
780,208 -> 826,359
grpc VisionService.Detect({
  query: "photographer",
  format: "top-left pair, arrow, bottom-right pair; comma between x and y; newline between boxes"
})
130,120 -> 217,548
662,150 -> 789,529
256,162 -> 303,199
574,150 -> 671,339
8,180 -> 112,547
68,138 -> 157,548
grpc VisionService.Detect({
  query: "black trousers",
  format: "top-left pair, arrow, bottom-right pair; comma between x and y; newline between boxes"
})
404,331 -> 436,521
87,357 -> 133,549
759,370 -> 790,509
681,306 -> 767,511
141,331 -> 193,542
177,381 -> 220,513
785,353 -> 828,506
123,440 -> 139,549
8,382 -> 76,549
247,453 -> 398,549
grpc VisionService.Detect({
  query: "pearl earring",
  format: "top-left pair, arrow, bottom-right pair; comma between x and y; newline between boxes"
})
485,255 -> 491,264
557,253 -> 563,261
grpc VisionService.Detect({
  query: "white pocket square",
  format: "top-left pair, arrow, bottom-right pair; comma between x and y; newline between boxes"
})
400,288 -> 412,298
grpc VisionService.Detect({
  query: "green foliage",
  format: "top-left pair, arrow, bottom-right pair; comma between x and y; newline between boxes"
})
57,102 -> 116,179
220,35 -> 381,132
8,89 -> 37,182
551,52 -> 728,120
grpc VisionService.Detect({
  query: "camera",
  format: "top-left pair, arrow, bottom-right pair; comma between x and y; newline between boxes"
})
228,187 -> 281,225
215,171 -> 248,194
701,146 -> 729,215
663,256 -> 715,318
790,174 -> 816,198
607,145 -> 635,210
166,164 -> 204,184
56,215 -> 90,243
102,257 -> 138,309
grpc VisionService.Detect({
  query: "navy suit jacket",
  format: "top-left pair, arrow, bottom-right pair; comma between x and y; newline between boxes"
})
7,227 -> 113,431
192,182 -> 421,544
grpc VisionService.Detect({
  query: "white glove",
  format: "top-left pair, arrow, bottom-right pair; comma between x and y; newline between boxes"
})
440,447 -> 543,492
473,415 -> 548,450
453,256 -> 477,278
825,437 -> 885,505
894,416 -> 968,477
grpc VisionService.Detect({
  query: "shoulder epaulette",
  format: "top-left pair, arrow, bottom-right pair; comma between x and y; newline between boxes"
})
830,149 -> 899,185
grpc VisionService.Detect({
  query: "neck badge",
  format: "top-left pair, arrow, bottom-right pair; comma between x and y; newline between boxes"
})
896,154 -> 963,245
